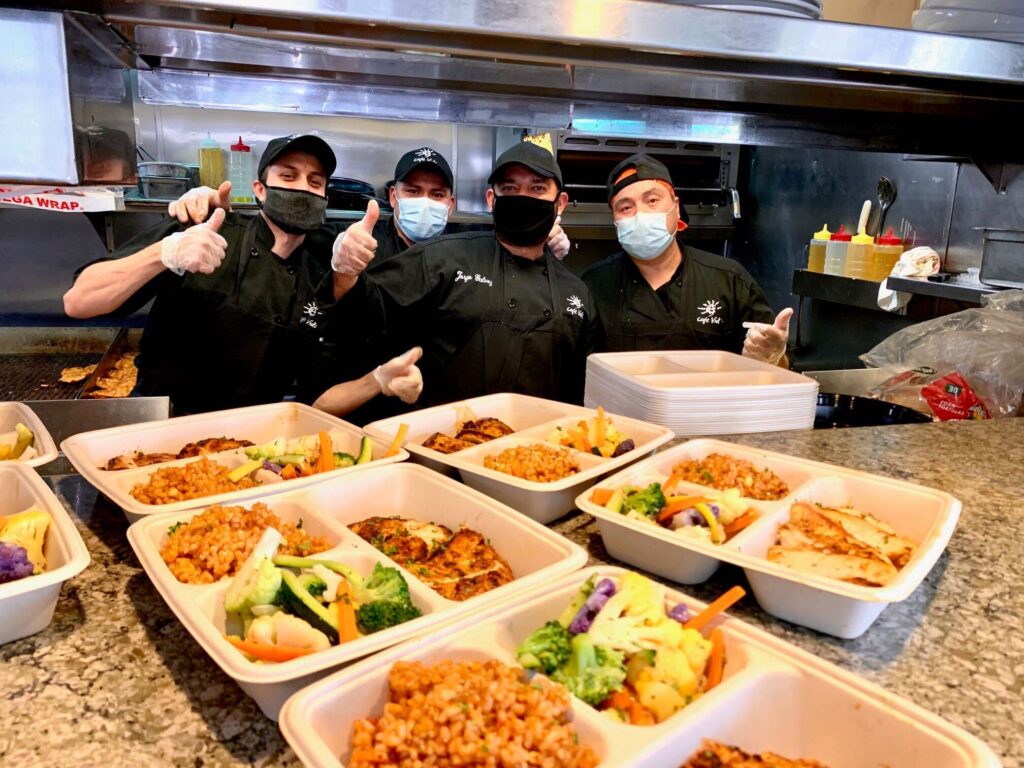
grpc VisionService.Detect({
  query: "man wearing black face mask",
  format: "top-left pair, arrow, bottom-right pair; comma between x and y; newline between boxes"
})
64,134 -> 354,414
331,142 -> 600,408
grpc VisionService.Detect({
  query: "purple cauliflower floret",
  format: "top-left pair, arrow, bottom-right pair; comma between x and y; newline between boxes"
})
668,603 -> 692,624
568,578 -> 617,634
0,541 -> 34,584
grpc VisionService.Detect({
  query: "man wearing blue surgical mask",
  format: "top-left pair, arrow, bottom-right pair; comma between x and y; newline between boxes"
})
583,153 -> 792,366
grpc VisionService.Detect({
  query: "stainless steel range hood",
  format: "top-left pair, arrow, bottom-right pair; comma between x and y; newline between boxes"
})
23,1 -> 1024,164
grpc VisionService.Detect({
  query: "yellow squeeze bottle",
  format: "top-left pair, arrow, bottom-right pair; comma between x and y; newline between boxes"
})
845,231 -> 875,280
198,134 -> 224,189
808,224 -> 830,273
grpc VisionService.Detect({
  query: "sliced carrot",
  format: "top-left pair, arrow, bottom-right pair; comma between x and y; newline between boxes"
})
590,488 -> 615,506
384,424 -> 409,458
225,635 -> 316,662
316,430 -> 333,474
683,586 -> 746,634
722,510 -> 758,539
603,689 -> 633,711
595,406 -> 606,450
280,464 -> 298,480
656,496 -> 713,524
661,471 -> 686,496
704,628 -> 726,691
335,579 -> 360,642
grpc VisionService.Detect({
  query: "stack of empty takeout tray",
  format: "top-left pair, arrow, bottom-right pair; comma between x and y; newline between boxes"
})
584,351 -> 819,435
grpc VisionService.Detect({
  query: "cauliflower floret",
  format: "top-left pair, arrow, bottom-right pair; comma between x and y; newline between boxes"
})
713,488 -> 747,526
634,646 -> 701,722
681,627 -> 714,675
674,525 -> 712,543
244,612 -> 330,652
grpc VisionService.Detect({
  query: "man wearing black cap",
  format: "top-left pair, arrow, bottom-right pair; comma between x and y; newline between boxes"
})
64,134 -> 424,414
330,141 -> 599,408
583,153 -> 791,365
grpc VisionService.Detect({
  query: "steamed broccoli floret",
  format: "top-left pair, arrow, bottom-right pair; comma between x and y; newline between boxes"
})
0,541 -> 34,584
517,620 -> 572,674
355,600 -> 422,634
557,575 -> 597,627
350,563 -> 421,634
551,633 -> 627,706
621,483 -> 666,519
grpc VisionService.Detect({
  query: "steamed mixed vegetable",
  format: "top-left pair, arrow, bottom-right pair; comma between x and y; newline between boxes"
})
240,430 -> 374,481
0,423 -> 37,462
590,482 -> 758,544
547,407 -> 635,458
0,506 -> 51,584
516,572 -> 744,724
221,527 -> 421,662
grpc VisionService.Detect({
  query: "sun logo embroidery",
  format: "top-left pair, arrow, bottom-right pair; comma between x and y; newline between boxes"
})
414,148 -> 437,162
565,294 -> 586,319
300,301 -> 322,328
697,298 -> 723,325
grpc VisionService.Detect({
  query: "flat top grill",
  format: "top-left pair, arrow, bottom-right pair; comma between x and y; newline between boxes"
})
0,353 -> 104,401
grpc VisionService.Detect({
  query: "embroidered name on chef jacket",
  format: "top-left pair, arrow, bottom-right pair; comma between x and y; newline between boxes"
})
454,269 -> 494,287
696,298 -> 723,325
565,294 -> 586,319
300,300 -> 324,329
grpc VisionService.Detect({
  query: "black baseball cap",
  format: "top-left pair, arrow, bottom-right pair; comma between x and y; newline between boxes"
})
607,153 -> 687,222
393,147 -> 454,189
488,142 -> 563,190
258,134 -> 337,179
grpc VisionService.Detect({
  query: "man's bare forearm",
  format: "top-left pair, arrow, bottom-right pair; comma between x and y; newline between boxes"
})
64,242 -> 166,319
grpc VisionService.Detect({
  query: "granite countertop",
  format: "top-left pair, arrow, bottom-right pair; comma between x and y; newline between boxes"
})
2,418 -> 1021,767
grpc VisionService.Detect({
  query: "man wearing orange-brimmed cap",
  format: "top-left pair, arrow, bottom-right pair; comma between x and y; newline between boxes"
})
582,153 -> 791,366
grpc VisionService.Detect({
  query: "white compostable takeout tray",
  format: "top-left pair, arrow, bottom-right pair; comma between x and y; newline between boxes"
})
584,350 -> 819,436
576,438 -> 961,638
0,464 -> 90,645
279,566 -> 999,768
1,401 -> 59,468
62,402 -> 409,522
126,462 -> 587,719
364,393 -> 674,524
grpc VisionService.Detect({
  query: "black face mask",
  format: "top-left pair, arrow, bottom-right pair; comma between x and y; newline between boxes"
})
257,185 -> 328,234
491,194 -> 557,247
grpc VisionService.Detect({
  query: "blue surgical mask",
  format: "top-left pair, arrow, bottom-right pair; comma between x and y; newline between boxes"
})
615,211 -> 676,260
396,196 -> 449,242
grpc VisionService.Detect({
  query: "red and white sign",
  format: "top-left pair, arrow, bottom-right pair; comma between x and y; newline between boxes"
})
0,185 -> 125,213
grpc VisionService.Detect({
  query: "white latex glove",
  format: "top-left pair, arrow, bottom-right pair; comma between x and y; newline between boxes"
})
160,208 -> 228,276
332,199 -> 379,275
373,346 -> 424,404
742,307 -> 793,366
167,180 -> 233,224
547,214 -> 571,260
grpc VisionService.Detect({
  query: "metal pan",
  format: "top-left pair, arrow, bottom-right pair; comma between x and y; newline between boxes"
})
814,392 -> 932,429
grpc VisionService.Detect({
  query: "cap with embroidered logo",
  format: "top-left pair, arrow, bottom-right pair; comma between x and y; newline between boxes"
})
393,147 -> 454,189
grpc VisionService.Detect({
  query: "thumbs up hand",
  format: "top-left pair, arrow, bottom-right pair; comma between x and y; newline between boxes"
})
373,346 -> 424,403
159,207 -> 229,276
741,307 -> 793,366
168,181 -> 233,224
332,199 -> 380,275
546,215 -> 571,261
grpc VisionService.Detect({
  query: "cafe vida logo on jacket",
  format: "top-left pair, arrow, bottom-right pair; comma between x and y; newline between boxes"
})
565,294 -> 586,319
697,298 -> 723,325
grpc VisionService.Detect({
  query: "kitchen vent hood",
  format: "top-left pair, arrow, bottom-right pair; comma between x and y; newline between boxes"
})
22,1 -> 1024,166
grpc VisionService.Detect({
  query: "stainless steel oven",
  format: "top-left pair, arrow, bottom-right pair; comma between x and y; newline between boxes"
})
554,131 -> 740,234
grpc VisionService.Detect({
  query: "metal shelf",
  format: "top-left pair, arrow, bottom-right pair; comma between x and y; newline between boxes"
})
791,269 -> 894,313
884,275 -> 998,304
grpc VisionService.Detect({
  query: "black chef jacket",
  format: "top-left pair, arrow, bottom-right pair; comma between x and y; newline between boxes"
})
76,214 -> 345,414
582,246 -> 774,353
338,230 -> 600,409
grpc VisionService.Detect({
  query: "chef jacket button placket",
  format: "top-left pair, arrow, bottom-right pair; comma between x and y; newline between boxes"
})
675,279 -> 683,286
273,315 -> 284,324
543,267 -> 549,276
286,265 -> 297,275
508,298 -> 518,309
543,309 -> 552,318
250,248 -> 260,258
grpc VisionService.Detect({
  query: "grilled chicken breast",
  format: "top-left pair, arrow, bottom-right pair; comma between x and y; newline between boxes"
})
102,436 -> 254,471
350,517 -> 514,600
684,740 -> 828,767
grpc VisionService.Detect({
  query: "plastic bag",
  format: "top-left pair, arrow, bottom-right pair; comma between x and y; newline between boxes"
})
860,289 -> 1024,419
